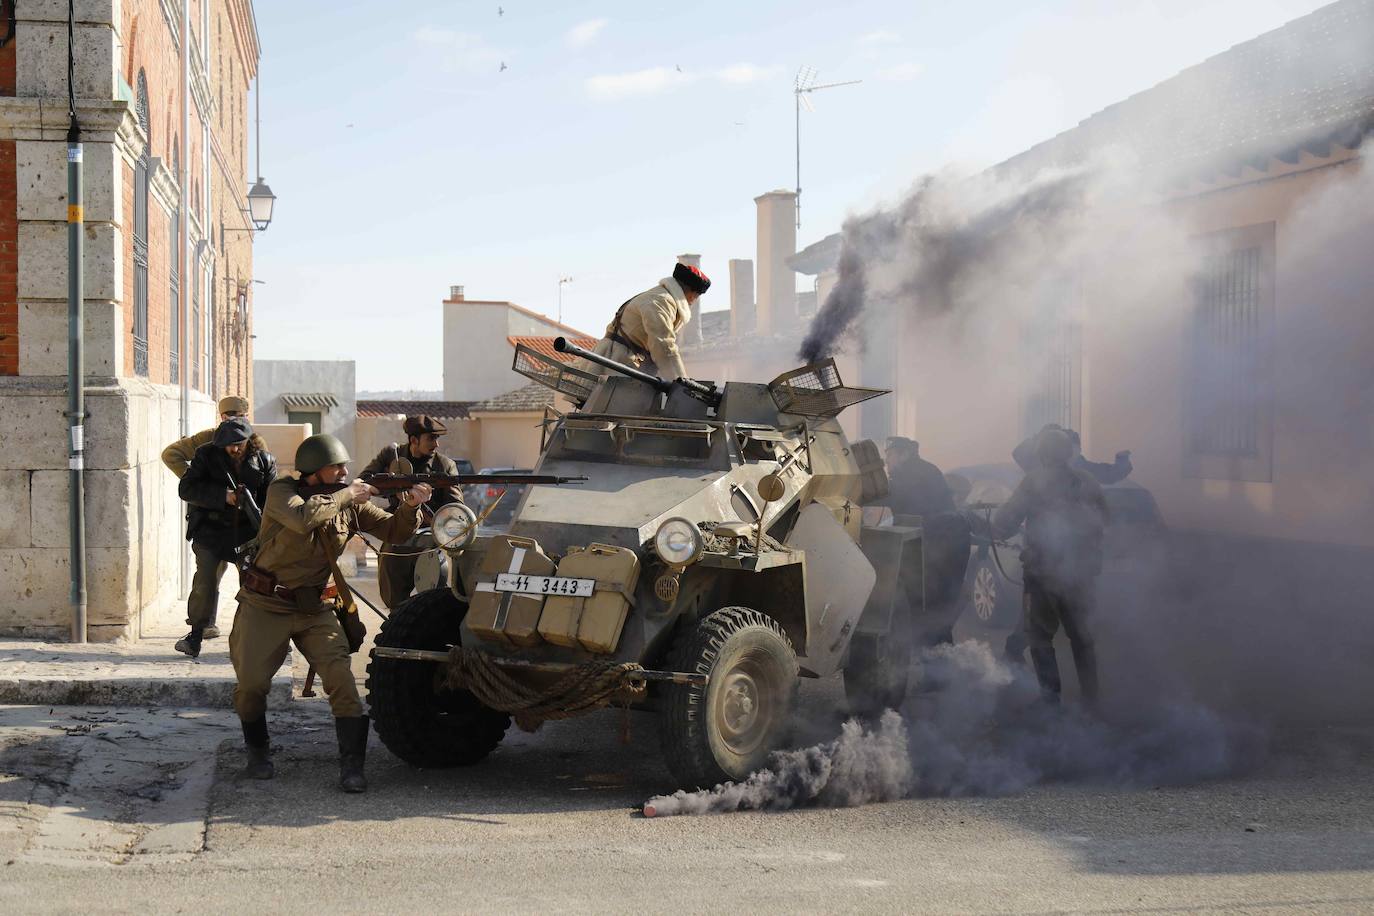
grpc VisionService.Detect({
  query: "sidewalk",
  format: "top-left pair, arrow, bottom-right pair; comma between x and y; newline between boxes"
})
0,552 -> 384,710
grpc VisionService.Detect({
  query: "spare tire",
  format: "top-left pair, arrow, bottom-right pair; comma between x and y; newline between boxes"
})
366,587 -> 510,768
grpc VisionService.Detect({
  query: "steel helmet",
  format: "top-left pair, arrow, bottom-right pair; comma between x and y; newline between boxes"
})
295,433 -> 351,475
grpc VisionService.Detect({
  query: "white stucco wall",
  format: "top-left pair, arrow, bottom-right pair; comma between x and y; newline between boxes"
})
252,360 -> 357,461
443,300 -> 586,402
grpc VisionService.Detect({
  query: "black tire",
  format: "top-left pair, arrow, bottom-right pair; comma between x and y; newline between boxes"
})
843,632 -> 912,716
366,587 -> 510,768
658,607 -> 798,789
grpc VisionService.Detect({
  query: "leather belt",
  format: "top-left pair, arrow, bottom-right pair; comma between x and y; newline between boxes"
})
246,577 -> 338,603
606,332 -> 651,360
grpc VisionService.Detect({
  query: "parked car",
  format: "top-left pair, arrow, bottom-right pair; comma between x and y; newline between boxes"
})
467,467 -> 534,530
950,464 -> 1169,630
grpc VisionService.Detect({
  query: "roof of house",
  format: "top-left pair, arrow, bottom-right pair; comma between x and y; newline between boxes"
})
998,0 -> 1374,182
468,382 -> 556,414
444,295 -> 593,338
508,335 -> 598,363
357,400 -> 473,419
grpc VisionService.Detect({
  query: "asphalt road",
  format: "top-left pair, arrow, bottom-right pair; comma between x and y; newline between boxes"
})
2,686 -> 1372,914
2,563 -> 1372,913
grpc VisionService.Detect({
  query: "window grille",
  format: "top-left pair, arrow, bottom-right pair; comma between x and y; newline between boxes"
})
132,71 -> 151,377
1189,246 -> 1264,458
169,213 -> 179,383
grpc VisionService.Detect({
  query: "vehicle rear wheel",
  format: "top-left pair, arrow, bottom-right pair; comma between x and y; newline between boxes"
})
658,607 -> 798,789
843,632 -> 912,716
366,587 -> 510,768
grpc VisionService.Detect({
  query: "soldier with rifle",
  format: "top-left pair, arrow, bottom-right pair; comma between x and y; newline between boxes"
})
233,433 -> 431,793
175,417 -> 276,658
361,414 -> 466,608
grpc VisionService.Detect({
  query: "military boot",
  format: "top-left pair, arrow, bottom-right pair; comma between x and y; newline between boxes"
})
241,717 -> 275,780
1072,643 -> 1100,710
174,626 -> 205,659
1029,647 -> 1062,705
336,715 -> 369,793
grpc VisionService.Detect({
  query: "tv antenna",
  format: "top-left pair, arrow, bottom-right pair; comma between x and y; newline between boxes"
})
794,66 -> 861,230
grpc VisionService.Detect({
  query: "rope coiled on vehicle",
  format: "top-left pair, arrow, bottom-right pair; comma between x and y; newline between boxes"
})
443,646 -> 647,732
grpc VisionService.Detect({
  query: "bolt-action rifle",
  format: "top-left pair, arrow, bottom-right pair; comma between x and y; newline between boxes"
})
297,471 -> 586,499
226,472 -> 263,570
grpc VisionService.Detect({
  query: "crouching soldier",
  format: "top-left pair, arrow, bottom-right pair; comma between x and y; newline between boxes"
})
232,433 -> 431,793
175,417 -> 276,658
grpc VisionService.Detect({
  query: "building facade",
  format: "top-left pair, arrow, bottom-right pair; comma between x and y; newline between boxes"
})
0,1 -> 259,639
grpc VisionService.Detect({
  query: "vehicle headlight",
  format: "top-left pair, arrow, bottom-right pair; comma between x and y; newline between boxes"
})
432,503 -> 479,551
653,517 -> 703,567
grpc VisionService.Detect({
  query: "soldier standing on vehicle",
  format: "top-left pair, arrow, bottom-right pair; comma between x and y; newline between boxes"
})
592,262 -> 711,381
174,417 -> 276,658
161,395 -> 252,478
984,427 -> 1109,706
881,437 -> 970,653
361,415 -> 466,608
232,433 -> 430,792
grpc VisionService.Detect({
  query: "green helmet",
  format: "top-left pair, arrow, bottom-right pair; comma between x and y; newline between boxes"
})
295,433 -> 351,475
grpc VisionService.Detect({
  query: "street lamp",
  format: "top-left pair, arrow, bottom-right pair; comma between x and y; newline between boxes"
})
246,178 -> 275,230
558,275 -> 573,324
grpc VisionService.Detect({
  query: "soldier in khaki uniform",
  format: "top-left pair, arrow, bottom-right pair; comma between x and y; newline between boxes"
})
592,262 -> 711,381
232,433 -> 431,793
162,395 -> 253,642
161,395 -> 251,478
361,415 -> 466,608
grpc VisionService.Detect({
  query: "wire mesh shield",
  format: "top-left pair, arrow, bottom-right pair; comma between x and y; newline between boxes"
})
512,344 -> 599,404
767,358 -> 888,417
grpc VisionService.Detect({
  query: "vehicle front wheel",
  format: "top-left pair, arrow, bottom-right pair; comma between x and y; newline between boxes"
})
366,587 -> 510,768
658,607 -> 798,789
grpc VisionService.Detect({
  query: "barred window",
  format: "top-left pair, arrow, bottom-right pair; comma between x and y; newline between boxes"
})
132,71 -> 150,377
1185,223 -> 1274,481
169,212 -> 179,384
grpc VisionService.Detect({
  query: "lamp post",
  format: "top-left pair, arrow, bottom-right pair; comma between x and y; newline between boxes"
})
558,276 -> 573,324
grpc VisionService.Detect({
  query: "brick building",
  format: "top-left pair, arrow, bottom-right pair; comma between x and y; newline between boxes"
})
0,1 -> 260,639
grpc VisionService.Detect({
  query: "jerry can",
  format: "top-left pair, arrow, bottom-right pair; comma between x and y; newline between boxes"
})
537,543 -> 640,653
467,536 -> 555,647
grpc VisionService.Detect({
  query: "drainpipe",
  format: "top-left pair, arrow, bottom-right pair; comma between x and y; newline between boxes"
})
178,0 -> 191,596
65,0 -> 87,642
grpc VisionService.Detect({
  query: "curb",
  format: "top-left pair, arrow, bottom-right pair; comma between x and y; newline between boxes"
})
0,672 -> 293,709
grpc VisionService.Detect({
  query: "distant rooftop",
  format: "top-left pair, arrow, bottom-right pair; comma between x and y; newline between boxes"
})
508,335 -> 597,364
357,400 -> 472,419
468,382 -> 556,413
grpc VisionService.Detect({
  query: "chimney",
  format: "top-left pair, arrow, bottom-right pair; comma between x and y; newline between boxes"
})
676,253 -> 703,347
449,285 -> 465,302
729,259 -> 754,338
754,190 -> 797,336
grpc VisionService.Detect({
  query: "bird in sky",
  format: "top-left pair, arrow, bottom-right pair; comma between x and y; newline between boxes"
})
675,64 -> 682,73
498,6 -> 504,16
499,61 -> 508,72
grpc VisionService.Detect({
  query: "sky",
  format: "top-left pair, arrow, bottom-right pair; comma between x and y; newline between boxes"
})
249,0 -> 1332,392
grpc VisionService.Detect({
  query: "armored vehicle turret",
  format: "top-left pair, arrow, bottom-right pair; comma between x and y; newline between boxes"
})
366,340 -> 927,788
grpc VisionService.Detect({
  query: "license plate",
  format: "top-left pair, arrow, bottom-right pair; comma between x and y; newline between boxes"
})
493,574 -> 595,597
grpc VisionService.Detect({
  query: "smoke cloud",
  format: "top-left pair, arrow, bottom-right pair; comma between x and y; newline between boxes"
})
644,642 -> 1265,818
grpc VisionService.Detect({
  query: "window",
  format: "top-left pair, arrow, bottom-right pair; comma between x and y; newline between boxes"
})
169,212 -> 179,383
1023,321 -> 1081,437
1184,223 -> 1275,482
287,410 -> 322,433
191,266 -> 201,390
132,71 -> 151,377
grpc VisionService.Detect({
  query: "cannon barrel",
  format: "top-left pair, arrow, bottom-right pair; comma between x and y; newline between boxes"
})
554,337 -> 721,404
553,336 -> 672,393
